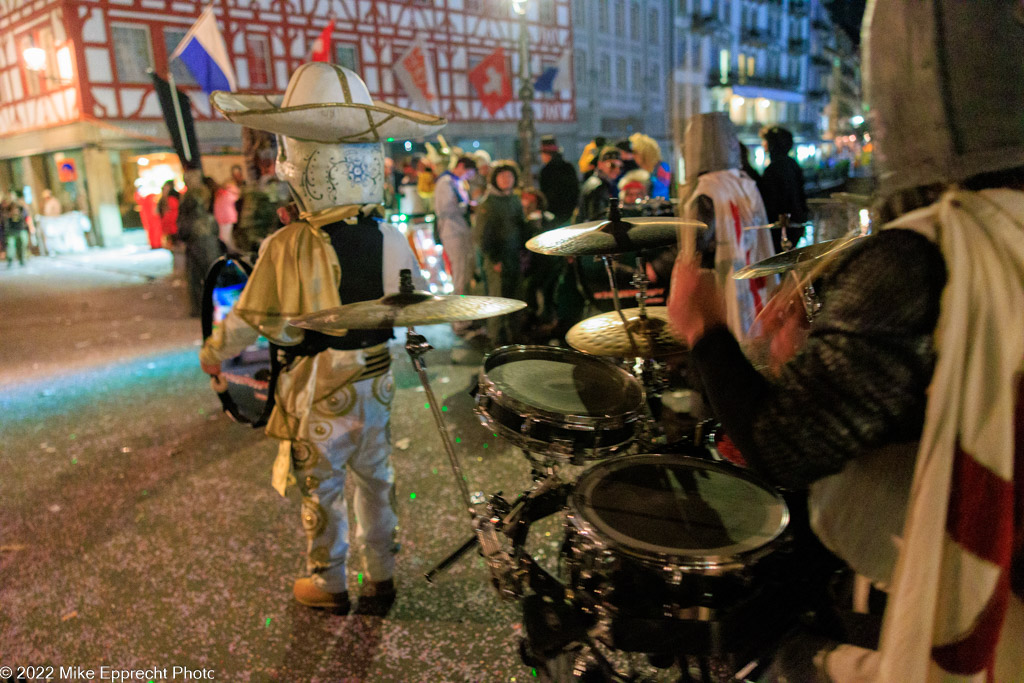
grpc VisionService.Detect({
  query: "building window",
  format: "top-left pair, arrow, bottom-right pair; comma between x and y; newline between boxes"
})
630,2 -> 641,41
598,2 -> 609,32
615,0 -> 626,30
163,27 -> 197,85
246,34 -> 271,88
616,56 -> 626,89
631,59 -> 641,92
576,50 -> 587,83
599,54 -> 611,88
334,44 -> 359,72
539,0 -> 556,23
574,0 -> 586,25
649,9 -> 659,43
648,62 -> 659,89
111,24 -> 153,84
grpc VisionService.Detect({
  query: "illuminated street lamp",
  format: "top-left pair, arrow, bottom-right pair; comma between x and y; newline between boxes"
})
512,0 -> 536,185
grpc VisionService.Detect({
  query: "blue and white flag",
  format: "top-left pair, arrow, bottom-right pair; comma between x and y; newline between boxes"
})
170,6 -> 237,94
533,50 -> 571,93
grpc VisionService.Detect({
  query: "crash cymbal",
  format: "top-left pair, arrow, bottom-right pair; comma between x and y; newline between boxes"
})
830,192 -> 872,206
566,307 -> 687,358
743,220 -> 812,231
526,216 -> 706,256
289,290 -> 527,331
734,235 -> 867,279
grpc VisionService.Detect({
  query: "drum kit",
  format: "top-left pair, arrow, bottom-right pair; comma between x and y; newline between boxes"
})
289,201 -> 866,681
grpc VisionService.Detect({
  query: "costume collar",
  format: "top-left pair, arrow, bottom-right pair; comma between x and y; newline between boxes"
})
301,204 -> 384,229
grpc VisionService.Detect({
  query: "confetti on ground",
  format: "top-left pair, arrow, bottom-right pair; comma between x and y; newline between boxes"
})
395,438 -> 412,450
61,611 -> 78,622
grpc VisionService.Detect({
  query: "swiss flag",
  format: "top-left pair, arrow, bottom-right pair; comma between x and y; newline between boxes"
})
468,46 -> 512,116
311,20 -> 334,62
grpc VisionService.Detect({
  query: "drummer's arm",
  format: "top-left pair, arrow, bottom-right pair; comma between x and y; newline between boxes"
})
688,230 -> 946,490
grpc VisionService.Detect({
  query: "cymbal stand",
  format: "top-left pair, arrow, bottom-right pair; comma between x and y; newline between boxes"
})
404,328 -> 475,522
778,213 -> 794,252
600,255 -> 643,360
412,325 -> 518,589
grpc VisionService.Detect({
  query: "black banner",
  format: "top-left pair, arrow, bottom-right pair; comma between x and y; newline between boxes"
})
148,69 -> 202,170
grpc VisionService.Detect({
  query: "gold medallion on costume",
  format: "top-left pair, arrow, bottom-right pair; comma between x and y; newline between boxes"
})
301,498 -> 327,539
372,373 -> 395,407
317,383 -> 357,417
290,439 -> 320,471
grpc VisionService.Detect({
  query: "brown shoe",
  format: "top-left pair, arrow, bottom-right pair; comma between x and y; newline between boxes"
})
292,577 -> 350,614
354,578 -> 397,617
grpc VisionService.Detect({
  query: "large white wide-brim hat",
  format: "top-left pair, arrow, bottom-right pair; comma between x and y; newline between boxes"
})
211,62 -> 447,144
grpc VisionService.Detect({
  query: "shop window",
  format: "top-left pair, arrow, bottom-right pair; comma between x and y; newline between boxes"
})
247,34 -> 272,88
111,24 -> 153,84
163,27 -> 197,85
333,44 -> 359,73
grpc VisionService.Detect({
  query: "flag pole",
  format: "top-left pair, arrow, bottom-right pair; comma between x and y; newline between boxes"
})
167,71 -> 192,163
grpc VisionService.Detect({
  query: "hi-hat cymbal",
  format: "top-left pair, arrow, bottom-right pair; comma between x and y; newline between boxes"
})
566,307 -> 687,358
526,217 -> 706,256
289,290 -> 527,331
734,235 -> 866,279
743,220 -> 812,231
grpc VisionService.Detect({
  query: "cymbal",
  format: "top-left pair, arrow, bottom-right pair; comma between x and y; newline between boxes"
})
288,290 -> 527,331
526,216 -> 706,256
566,307 -> 687,358
734,235 -> 866,279
830,192 -> 872,206
743,220 -> 812,231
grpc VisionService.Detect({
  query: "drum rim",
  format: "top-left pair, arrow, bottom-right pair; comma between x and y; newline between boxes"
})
477,344 -> 646,428
567,453 -> 790,572
474,409 -> 636,460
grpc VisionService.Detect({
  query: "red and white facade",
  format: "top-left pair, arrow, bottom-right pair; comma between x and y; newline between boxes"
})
0,0 -> 575,243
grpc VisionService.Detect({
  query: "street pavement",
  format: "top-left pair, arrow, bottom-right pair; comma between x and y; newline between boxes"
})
0,240 -> 576,682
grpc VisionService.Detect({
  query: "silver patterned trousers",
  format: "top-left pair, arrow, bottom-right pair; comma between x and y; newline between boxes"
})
289,371 -> 398,593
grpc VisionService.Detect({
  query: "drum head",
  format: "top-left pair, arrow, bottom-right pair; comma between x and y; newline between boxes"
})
201,256 -> 277,427
571,454 -> 788,567
482,345 -> 643,419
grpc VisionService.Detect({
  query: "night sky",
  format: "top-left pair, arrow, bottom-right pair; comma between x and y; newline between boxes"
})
826,0 -> 868,46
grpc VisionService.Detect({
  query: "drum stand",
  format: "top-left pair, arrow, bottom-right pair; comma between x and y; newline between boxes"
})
600,253 -> 667,450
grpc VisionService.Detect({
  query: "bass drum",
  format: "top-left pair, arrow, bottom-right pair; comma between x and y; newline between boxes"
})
474,345 -> 645,463
201,256 -> 281,427
564,453 -> 795,655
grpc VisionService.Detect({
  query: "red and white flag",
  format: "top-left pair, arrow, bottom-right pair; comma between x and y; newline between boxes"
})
311,20 -> 334,62
393,37 -> 439,113
468,46 -> 512,117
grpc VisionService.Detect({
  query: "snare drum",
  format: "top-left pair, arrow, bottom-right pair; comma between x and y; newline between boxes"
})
474,345 -> 645,462
565,453 -> 792,654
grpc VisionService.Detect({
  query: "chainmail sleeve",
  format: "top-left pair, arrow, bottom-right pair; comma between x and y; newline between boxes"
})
691,228 -> 947,490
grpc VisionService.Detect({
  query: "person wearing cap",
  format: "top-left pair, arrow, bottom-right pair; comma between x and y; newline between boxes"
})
473,160 -> 528,345
198,62 -> 445,616
668,2 -> 1023,679
468,149 -> 492,203
538,135 -> 579,227
614,138 -> 639,176
576,146 -> 622,222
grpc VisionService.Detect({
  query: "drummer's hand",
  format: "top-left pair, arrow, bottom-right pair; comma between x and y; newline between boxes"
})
667,255 -> 724,346
201,361 -> 222,377
492,262 -> 502,274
